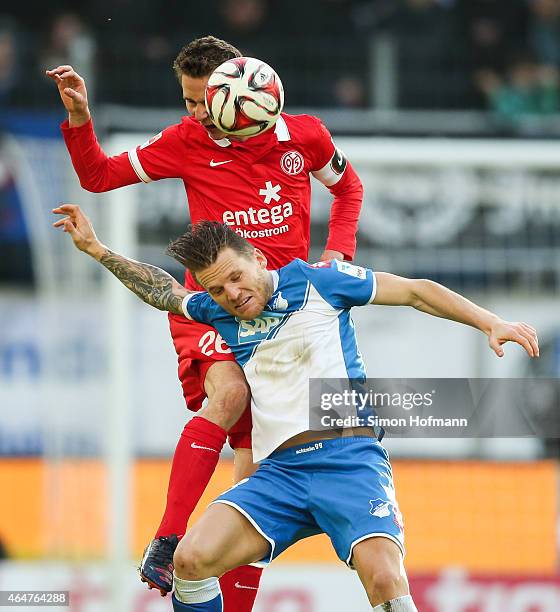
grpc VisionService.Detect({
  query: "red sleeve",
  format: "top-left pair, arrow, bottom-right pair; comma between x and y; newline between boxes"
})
61,119 -> 186,193
307,117 -> 336,172
323,161 -> 363,261
61,119 -> 139,192
308,118 -> 363,261
131,123 -> 187,181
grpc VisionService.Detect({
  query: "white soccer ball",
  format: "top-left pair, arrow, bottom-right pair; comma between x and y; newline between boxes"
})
205,57 -> 284,137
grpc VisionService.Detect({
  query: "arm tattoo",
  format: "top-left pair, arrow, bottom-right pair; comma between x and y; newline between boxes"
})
99,248 -> 187,315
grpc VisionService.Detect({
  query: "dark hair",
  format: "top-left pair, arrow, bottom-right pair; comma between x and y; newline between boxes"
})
173,36 -> 241,80
166,221 -> 254,273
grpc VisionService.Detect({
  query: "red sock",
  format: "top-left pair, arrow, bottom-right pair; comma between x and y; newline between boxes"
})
155,416 -> 227,538
220,565 -> 263,612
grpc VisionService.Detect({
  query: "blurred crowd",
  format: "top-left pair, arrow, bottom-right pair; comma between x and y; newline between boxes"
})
1,0 -> 560,117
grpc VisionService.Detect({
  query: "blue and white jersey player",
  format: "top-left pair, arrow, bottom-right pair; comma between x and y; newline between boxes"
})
182,258 -> 402,575
182,257 -> 378,463
55,205 -> 539,612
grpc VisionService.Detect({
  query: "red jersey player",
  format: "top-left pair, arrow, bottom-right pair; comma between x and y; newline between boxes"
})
47,36 -> 362,609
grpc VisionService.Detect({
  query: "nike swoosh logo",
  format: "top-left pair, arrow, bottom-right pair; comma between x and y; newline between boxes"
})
234,582 -> 258,590
191,442 -> 219,452
210,159 -> 233,167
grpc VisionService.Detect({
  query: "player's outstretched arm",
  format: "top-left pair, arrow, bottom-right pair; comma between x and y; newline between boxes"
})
372,272 -> 539,358
46,66 -> 143,193
45,66 -> 91,127
52,204 -> 188,315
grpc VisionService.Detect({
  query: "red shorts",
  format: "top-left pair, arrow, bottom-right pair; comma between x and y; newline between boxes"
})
168,313 -> 252,449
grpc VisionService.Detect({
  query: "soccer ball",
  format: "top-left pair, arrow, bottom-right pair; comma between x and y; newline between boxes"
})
205,57 -> 284,137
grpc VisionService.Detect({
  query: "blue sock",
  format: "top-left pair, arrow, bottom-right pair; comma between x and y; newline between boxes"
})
172,575 -> 222,611
172,593 -> 222,611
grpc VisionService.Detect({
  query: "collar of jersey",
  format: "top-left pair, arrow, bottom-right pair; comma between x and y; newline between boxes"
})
270,269 -> 279,292
208,115 -> 290,148
264,270 -> 280,310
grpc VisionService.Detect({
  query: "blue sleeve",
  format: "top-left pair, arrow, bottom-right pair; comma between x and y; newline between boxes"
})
305,260 -> 376,309
181,292 -> 216,325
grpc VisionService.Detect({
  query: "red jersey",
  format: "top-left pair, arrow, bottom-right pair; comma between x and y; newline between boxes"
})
61,113 -> 363,288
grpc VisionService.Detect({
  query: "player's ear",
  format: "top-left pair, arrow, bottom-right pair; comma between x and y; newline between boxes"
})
253,248 -> 268,269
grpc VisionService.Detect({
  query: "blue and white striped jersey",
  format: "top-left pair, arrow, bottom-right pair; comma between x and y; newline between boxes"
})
182,259 -> 376,461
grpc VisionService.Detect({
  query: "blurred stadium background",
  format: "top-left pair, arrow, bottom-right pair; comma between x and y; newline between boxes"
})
1,0 -> 560,610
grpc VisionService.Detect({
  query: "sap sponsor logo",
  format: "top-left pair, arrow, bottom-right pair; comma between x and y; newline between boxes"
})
238,313 -> 284,343
310,261 -> 331,268
369,499 -> 391,518
334,260 -> 367,279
